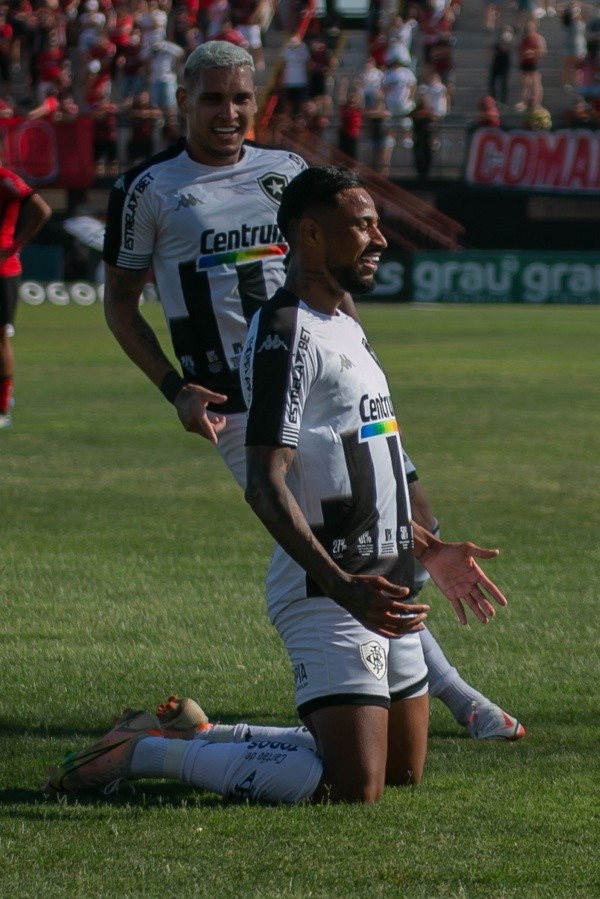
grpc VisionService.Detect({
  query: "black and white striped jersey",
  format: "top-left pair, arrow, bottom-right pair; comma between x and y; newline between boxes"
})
242,289 -> 415,618
103,140 -> 306,413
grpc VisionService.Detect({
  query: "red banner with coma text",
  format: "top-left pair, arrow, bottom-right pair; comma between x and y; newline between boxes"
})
466,127 -> 600,193
0,116 -> 95,189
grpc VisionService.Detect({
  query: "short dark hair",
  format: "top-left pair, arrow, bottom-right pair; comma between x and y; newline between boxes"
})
277,166 -> 364,240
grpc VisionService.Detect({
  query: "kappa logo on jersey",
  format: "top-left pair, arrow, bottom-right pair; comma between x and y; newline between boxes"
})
175,192 -> 204,210
258,333 -> 288,353
257,172 -> 288,204
360,640 -> 387,681
339,354 -> 355,371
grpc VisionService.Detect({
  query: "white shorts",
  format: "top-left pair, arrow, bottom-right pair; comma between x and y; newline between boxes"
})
274,596 -> 428,719
216,411 -> 248,488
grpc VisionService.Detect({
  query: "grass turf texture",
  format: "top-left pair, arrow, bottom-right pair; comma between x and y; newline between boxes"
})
1,301 -> 599,898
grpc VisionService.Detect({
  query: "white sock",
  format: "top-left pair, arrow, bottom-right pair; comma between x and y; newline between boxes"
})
130,735 -> 322,804
420,627 -> 488,725
202,722 -> 316,752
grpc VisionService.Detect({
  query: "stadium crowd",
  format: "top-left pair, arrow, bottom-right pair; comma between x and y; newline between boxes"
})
1,0 -> 600,177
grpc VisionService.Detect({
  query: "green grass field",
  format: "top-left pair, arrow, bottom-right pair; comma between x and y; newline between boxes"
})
1,301 -> 599,898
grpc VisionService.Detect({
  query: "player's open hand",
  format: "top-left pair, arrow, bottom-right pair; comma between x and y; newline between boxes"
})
175,384 -> 228,444
421,541 -> 507,625
336,574 -> 429,639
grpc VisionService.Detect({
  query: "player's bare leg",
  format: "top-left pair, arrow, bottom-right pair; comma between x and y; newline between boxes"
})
0,324 -> 14,427
386,692 -> 429,786
304,704 -> 389,804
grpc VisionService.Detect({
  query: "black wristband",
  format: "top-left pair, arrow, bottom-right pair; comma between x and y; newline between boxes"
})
160,371 -> 186,404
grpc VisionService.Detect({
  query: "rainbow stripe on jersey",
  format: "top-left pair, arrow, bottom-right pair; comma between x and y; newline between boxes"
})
359,418 -> 399,442
197,244 -> 288,270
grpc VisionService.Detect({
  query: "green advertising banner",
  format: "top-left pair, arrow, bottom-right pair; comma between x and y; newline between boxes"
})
409,251 -> 600,304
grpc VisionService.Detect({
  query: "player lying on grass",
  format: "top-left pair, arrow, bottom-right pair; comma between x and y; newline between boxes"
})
45,168 -> 515,804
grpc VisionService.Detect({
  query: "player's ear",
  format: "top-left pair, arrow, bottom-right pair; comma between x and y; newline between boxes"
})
298,216 -> 321,248
176,85 -> 187,116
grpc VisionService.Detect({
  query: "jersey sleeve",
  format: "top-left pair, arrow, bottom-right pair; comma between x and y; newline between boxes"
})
243,293 -> 316,447
102,169 -> 158,270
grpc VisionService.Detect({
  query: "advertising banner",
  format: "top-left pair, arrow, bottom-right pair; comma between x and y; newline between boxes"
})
466,128 -> 600,194
0,116 -> 95,189
410,250 -> 600,304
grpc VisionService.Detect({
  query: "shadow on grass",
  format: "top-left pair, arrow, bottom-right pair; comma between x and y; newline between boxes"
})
0,783 -> 226,812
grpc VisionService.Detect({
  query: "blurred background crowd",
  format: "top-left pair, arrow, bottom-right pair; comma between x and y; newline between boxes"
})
1,0 -> 600,179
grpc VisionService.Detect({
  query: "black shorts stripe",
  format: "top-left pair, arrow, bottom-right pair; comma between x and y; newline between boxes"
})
390,673 -> 429,703
297,692 -> 391,719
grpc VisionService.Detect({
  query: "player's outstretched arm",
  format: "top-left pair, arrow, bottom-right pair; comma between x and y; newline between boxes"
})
412,522 -> 508,626
246,445 -> 429,639
104,263 -> 227,443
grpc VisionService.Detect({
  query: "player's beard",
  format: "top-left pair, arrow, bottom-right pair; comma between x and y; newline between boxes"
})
333,265 -> 376,296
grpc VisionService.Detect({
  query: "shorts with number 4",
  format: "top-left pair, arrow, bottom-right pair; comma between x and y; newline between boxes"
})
274,596 -> 428,719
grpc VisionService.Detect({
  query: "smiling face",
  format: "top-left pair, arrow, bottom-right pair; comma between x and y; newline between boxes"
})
177,65 -> 257,166
319,188 -> 387,295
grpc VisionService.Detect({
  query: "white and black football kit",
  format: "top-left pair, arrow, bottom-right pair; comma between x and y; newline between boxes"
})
103,139 -> 306,414
242,289 -> 428,715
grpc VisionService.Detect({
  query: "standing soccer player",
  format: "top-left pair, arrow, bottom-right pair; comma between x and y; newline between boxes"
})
0,140 -> 51,429
102,41 -> 524,742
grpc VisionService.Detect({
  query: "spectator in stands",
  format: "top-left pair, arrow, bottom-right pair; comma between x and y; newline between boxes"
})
483,0 -> 498,33
425,70 -> 450,118
586,2 -> 600,56
411,86 -> 436,178
381,56 -> 416,149
516,18 -> 547,110
561,94 -> 595,126
561,3 -> 587,89
108,1 -> 135,70
84,56 -> 111,105
364,85 -> 394,174
307,35 -> 335,116
514,0 -> 536,31
137,0 -> 168,57
87,26 -> 118,82
212,13 -> 249,48
0,7 -> 14,93
25,82 -> 59,118
476,93 -> 500,126
117,23 -> 146,99
77,0 -> 106,57
358,55 -> 383,109
385,13 -> 416,70
520,94 -> 552,129
7,0 -> 35,81
230,0 -> 268,71
281,33 -> 310,119
0,96 -> 15,117
337,75 -> 363,160
205,0 -> 228,39
145,29 -> 185,118
126,87 -> 162,163
295,98 -> 329,139
488,25 -> 513,107
33,24 -> 64,100
89,94 -> 120,174
53,87 -> 79,121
